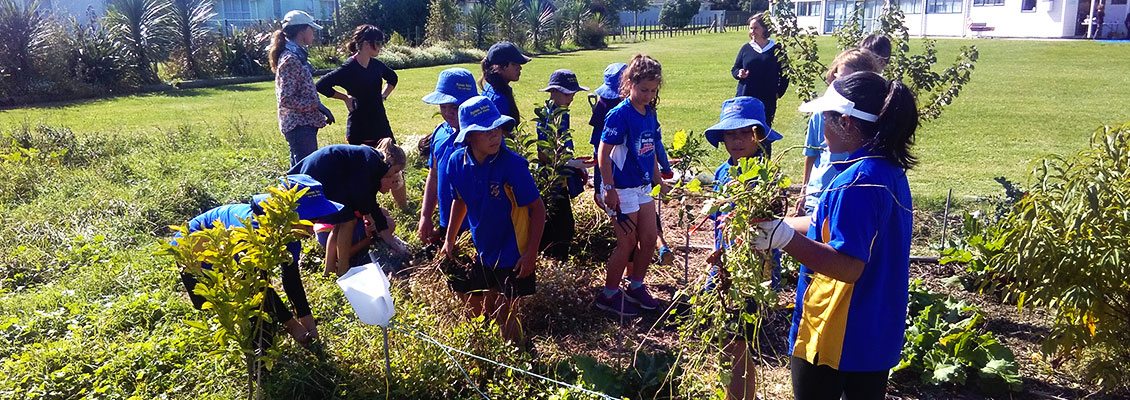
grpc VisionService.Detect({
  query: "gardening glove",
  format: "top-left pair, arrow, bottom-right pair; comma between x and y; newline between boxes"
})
318,103 -> 335,125
751,219 -> 795,251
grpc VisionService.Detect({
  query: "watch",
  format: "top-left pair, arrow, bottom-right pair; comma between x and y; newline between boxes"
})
600,183 -> 614,192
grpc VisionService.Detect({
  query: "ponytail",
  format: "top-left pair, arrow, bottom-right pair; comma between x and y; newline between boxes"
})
374,137 -> 407,170
346,24 -> 385,54
832,71 -> 918,170
268,24 -> 309,73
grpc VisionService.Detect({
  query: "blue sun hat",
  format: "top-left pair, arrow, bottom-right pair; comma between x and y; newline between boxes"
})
594,63 -> 627,100
703,96 -> 783,148
252,174 -> 344,221
454,96 -> 516,144
422,68 -> 479,105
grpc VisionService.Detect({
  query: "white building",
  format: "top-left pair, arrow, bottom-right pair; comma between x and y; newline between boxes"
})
794,0 -> 1128,38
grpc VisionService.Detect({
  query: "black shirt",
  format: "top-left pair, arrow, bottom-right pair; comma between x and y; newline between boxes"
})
316,57 -> 399,144
731,42 -> 789,123
287,144 -> 391,230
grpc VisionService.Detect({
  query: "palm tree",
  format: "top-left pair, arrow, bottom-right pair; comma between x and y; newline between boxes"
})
0,0 -> 51,83
106,0 -> 173,84
465,3 -> 493,49
168,0 -> 215,79
522,0 -> 553,50
492,0 -> 525,44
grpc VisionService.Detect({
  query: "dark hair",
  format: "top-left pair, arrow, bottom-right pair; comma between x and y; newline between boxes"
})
619,53 -> 662,108
346,24 -> 385,53
748,12 -> 770,38
268,24 -> 309,73
479,55 -> 519,120
830,71 -> 918,169
860,34 -> 892,64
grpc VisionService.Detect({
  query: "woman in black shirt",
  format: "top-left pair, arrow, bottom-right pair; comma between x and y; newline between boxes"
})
317,25 -> 398,146
732,12 -> 789,155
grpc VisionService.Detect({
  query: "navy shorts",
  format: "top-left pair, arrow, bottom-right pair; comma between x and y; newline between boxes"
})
445,259 -> 536,298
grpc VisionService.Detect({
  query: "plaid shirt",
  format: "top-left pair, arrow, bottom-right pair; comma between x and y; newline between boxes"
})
275,42 -> 326,133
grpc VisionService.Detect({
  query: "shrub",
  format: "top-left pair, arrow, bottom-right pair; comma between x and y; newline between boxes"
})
68,16 -> 136,91
659,0 -> 700,28
0,0 -> 52,88
424,0 -> 459,44
213,23 -> 270,77
575,16 -> 609,49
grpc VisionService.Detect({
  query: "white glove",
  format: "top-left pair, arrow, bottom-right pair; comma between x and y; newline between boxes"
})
751,219 -> 795,250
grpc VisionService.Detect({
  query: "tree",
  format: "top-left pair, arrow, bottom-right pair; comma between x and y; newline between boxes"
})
424,0 -> 459,44
168,0 -> 215,79
522,0 -> 553,50
105,0 -> 173,84
0,0 -> 51,84
464,3 -> 493,49
492,0 -> 525,44
659,0 -> 700,28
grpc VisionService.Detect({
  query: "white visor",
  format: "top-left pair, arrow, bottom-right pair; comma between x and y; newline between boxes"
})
798,85 -> 879,122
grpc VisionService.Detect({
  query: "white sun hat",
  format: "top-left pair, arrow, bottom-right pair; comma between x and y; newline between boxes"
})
797,83 -> 879,122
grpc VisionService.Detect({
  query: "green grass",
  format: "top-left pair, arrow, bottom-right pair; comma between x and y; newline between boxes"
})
4,33 -> 1129,202
1,32 -> 1128,398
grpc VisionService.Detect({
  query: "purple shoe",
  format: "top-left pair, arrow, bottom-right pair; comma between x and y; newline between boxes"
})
595,290 -> 641,317
624,284 -> 660,310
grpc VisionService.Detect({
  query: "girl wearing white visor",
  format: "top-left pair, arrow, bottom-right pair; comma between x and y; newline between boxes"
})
749,71 -> 917,400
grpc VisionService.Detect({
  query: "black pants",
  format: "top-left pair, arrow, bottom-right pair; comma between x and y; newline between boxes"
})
539,194 -> 574,260
791,356 -> 888,400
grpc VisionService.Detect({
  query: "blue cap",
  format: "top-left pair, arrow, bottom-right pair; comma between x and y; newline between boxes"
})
485,42 -> 531,65
540,69 -> 589,94
252,174 -> 344,221
422,68 -> 478,105
594,63 -> 627,99
454,96 -> 516,144
703,97 -> 783,148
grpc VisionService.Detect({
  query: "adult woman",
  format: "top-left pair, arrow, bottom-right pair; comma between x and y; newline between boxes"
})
287,140 -> 407,276
480,42 -> 530,122
269,10 -> 334,166
752,71 -> 918,400
731,12 -> 789,154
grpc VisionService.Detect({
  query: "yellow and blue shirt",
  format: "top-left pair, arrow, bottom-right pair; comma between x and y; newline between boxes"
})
788,149 -> 913,372
441,147 -> 541,269
600,99 -> 660,189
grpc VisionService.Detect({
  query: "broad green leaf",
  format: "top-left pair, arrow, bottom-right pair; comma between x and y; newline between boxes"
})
673,129 -> 688,151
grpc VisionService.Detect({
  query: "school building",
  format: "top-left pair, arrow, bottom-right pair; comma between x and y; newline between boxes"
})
793,0 -> 1128,38
34,0 -> 337,30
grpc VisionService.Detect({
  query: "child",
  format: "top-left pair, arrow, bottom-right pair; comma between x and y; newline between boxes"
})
480,42 -> 530,122
418,68 -> 479,244
796,48 -> 881,216
594,54 -> 670,317
440,96 -> 547,343
536,69 -> 588,259
701,96 -> 782,400
175,174 -> 344,347
754,71 -> 917,399
287,141 -> 408,277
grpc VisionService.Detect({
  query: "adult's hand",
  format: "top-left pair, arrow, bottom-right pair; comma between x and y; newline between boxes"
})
737,69 -> 749,79
318,103 -> 335,125
345,95 -> 356,113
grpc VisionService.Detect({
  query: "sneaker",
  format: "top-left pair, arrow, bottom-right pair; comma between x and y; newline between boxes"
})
658,245 -> 674,265
595,290 -> 641,317
624,284 -> 661,310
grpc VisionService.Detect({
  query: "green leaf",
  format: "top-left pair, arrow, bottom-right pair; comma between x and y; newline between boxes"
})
184,320 -> 208,330
673,129 -> 687,151
686,178 -> 702,193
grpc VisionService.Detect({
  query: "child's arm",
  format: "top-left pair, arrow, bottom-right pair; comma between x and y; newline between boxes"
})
597,142 -> 619,211
782,233 -> 865,283
651,150 -> 671,196
323,226 -> 340,276
516,198 -> 546,278
442,198 -> 468,259
331,219 -> 357,276
418,166 -> 439,241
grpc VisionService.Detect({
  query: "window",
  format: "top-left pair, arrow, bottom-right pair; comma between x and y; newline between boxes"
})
824,0 -> 853,33
1020,0 -> 1036,11
927,0 -> 961,14
973,0 -> 1004,6
1113,0 -> 1127,5
797,1 -> 822,17
222,0 -> 251,20
896,0 -> 923,14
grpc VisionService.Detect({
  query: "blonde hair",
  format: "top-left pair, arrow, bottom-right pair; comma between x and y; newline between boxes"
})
374,137 -> 407,169
825,48 -> 881,84
619,54 -> 663,108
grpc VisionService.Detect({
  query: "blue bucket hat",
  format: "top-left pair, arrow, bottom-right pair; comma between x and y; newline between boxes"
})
252,174 -> 344,221
540,69 -> 589,94
594,63 -> 627,100
703,97 -> 783,148
454,96 -> 516,144
422,68 -> 479,105
485,42 -> 531,65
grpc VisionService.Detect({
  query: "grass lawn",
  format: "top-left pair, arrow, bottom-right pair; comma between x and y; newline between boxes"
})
4,32 -> 1128,203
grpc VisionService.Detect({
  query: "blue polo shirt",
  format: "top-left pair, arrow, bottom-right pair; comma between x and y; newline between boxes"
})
600,99 -> 660,189
803,113 -> 850,214
788,149 -> 913,372
181,204 -> 302,265
482,82 -> 512,119
537,105 -> 584,198
428,122 -> 468,230
588,96 -> 617,146
441,147 -> 541,269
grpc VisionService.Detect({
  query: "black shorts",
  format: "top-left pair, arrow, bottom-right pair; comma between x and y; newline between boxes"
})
445,259 -> 536,298
790,356 -> 888,400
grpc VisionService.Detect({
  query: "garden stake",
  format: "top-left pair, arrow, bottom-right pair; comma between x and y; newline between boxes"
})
941,188 -> 952,246
382,327 -> 391,384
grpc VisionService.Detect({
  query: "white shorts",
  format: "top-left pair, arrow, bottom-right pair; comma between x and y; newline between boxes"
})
599,184 -> 654,214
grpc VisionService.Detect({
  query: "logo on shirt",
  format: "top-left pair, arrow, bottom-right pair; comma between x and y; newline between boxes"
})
638,135 -> 655,156
490,183 -> 501,198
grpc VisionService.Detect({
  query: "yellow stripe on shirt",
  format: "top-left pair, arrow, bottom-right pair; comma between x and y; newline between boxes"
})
791,216 -> 856,369
505,184 -> 530,256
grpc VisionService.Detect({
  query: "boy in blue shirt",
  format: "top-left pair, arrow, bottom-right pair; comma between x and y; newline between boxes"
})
440,96 -> 547,344
176,174 -> 344,348
536,69 -> 588,259
418,68 -> 479,244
